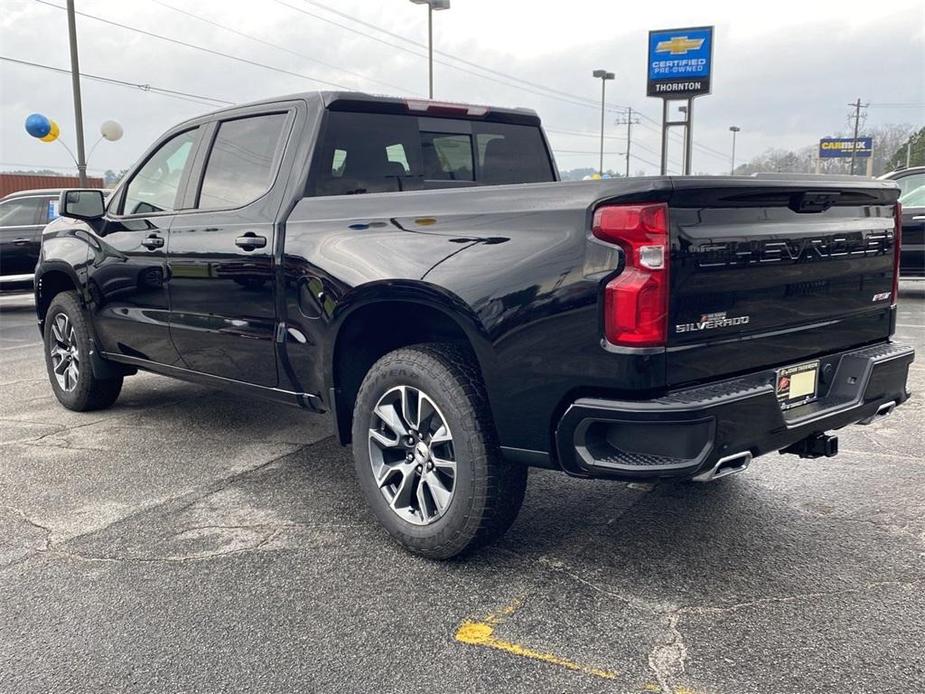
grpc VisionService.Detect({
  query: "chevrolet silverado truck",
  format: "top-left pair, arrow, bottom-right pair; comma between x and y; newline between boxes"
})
36,92 -> 914,558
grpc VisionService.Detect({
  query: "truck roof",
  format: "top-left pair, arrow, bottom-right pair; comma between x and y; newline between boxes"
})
181,91 -> 542,127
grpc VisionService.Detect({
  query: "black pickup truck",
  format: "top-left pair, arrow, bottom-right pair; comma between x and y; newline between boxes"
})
36,92 -> 914,558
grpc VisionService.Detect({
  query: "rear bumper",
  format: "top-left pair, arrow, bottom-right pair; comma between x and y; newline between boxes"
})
555,341 -> 914,480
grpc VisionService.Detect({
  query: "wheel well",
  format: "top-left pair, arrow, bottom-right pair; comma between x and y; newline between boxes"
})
332,301 -> 477,444
36,270 -> 78,325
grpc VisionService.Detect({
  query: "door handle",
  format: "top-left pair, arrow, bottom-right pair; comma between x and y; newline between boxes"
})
141,234 -> 165,250
912,215 -> 925,221
235,233 -> 267,251
13,238 -> 31,245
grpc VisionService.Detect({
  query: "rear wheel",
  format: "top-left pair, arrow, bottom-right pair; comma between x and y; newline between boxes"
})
352,343 -> 527,559
43,291 -> 123,411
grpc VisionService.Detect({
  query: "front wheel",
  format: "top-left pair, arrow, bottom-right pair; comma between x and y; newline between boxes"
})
352,344 -> 527,559
43,291 -> 123,411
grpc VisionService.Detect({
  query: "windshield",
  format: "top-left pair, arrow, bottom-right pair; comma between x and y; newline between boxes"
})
899,183 -> 925,208
895,172 -> 925,203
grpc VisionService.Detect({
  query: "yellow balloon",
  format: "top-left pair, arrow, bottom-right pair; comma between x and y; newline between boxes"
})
40,120 -> 60,142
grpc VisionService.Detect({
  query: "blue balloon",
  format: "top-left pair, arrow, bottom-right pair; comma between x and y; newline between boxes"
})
25,113 -> 51,138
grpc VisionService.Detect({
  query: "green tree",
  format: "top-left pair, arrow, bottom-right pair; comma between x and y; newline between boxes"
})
886,126 -> 925,171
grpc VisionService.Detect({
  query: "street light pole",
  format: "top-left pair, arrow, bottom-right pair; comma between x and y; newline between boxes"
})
66,0 -> 88,186
427,4 -> 433,98
729,126 -> 741,175
592,69 -> 614,176
410,0 -> 450,99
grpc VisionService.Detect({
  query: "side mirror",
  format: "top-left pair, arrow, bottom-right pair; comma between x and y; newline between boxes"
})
59,189 -> 105,221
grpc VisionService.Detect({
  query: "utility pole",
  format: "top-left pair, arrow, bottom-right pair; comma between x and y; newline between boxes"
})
848,98 -> 868,176
907,141 -> 913,169
66,0 -> 88,186
614,107 -> 640,177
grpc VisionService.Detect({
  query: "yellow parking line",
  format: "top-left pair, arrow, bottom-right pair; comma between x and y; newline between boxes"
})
453,596 -> 619,680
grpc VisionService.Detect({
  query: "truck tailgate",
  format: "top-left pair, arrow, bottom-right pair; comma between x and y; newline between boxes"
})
666,180 -> 899,386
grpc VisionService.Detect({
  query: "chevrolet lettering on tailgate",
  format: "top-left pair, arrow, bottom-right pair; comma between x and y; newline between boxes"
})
695,230 -> 894,268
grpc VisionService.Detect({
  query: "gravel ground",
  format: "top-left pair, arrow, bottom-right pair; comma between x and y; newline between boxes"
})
1,283 -> 922,694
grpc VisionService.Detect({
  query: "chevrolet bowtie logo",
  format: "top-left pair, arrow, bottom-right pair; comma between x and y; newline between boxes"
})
655,36 -> 704,55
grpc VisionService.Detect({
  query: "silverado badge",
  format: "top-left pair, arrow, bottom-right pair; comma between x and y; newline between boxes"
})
675,311 -> 750,334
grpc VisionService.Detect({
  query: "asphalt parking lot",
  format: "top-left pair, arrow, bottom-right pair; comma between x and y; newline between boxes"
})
1,285 -> 923,694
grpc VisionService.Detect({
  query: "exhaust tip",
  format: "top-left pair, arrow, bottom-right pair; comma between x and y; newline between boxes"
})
692,451 -> 753,483
860,400 -> 897,425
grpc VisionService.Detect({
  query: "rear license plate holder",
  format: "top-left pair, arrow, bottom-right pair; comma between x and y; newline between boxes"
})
776,360 -> 820,411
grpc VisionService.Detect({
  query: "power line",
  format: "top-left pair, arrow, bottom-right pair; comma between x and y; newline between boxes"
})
0,55 -> 232,106
302,0 -> 631,110
546,127 -> 665,160
545,127 -> 626,141
552,150 -> 662,170
271,0 -> 634,112
33,0 -> 730,170
5,56 -> 668,171
149,0 -> 415,95
291,1 -> 734,166
282,1 -> 709,169
35,0 -> 352,90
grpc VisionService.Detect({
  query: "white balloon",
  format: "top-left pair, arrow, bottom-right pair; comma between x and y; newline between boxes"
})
100,120 -> 123,141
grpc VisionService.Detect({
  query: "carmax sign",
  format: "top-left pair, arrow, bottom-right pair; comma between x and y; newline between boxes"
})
819,137 -> 873,158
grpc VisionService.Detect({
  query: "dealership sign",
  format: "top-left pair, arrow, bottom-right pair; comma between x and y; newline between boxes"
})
818,137 -> 873,158
647,26 -> 714,98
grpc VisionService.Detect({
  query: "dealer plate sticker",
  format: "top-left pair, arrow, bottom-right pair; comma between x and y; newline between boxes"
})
776,360 -> 820,410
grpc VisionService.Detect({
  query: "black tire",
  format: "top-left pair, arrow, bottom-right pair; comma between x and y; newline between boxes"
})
352,343 -> 528,559
43,291 -> 123,412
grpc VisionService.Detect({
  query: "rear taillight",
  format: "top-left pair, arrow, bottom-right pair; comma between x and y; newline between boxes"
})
893,201 -> 902,305
404,99 -> 490,117
592,203 -> 669,348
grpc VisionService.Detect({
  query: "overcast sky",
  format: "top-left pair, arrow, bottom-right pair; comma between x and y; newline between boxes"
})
1,0 -> 923,177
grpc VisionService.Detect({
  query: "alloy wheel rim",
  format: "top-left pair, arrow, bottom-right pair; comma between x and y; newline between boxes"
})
368,385 -> 457,526
49,313 -> 80,392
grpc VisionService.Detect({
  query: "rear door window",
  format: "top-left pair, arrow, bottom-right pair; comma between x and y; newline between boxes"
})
197,113 -> 289,210
0,197 -> 47,226
309,111 -> 554,196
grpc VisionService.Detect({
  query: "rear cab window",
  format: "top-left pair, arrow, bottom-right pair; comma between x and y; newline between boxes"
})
308,110 -> 555,196
197,113 -> 289,210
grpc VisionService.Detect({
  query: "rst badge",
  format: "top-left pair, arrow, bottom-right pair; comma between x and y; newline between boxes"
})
675,311 -> 750,334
